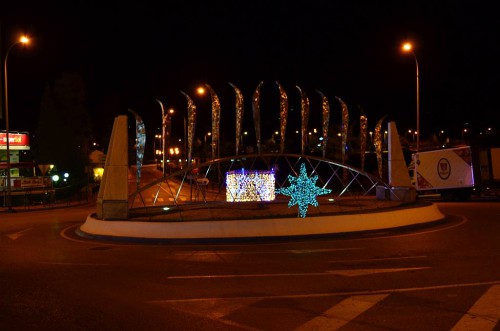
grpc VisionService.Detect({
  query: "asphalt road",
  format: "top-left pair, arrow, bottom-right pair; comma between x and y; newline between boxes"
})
1,202 -> 500,330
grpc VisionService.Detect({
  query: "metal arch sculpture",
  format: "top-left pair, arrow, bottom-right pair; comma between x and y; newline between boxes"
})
128,153 -> 396,214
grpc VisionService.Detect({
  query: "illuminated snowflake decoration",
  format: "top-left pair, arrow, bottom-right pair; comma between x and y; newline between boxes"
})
276,163 -> 332,218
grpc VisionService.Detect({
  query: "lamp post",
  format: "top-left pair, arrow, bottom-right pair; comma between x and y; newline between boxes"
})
3,35 -> 29,211
154,133 -> 161,168
402,42 -> 420,152
204,132 -> 211,160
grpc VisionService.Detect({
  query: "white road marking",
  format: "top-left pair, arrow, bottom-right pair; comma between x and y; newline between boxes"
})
327,267 -> 430,277
6,227 -> 33,240
39,262 -> 110,266
161,297 -> 261,331
451,284 -> 500,331
329,255 -> 427,264
289,248 -> 362,254
173,248 -> 362,256
169,272 -> 341,279
167,267 -> 429,280
151,280 -> 500,303
295,294 -> 389,331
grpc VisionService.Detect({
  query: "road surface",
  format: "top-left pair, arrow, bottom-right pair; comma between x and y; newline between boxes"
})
1,202 -> 499,330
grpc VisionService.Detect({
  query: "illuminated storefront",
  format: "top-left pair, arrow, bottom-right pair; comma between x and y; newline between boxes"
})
0,131 -> 35,188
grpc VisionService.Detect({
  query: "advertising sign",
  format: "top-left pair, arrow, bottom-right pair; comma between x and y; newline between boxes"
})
0,133 -> 30,150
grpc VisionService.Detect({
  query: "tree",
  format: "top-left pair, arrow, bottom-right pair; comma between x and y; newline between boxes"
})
33,72 -> 91,178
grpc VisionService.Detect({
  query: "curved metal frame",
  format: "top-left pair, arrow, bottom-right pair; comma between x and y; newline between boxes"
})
129,154 -> 397,211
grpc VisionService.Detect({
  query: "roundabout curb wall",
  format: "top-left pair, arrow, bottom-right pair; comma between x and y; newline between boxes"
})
79,202 -> 445,241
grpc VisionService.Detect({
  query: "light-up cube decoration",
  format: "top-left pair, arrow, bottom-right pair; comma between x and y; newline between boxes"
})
226,170 -> 276,202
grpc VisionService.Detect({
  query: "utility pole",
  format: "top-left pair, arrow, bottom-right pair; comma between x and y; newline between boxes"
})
0,20 -> 3,120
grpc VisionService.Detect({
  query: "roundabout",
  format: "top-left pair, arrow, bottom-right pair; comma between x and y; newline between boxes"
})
78,199 -> 444,242
81,116 -> 441,243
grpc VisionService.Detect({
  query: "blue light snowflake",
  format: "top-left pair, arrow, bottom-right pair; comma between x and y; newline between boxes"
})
276,163 -> 332,218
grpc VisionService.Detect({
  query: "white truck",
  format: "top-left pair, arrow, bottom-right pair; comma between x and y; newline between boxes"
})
409,146 -> 475,200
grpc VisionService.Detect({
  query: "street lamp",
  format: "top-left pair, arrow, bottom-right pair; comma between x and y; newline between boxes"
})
3,35 -> 29,211
197,87 -> 205,95
153,133 -> 161,168
204,132 -> 212,159
402,41 -> 420,152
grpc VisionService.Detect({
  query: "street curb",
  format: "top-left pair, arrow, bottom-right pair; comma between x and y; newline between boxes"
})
78,202 -> 445,242
0,201 -> 93,213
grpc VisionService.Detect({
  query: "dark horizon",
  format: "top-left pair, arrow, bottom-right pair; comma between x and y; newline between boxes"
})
1,1 -> 499,147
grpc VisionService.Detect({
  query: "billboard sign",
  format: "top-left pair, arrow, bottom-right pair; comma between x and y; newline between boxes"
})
0,133 -> 30,150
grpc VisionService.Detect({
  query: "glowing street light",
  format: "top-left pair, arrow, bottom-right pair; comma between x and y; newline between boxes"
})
462,128 -> 468,144
3,35 -> 30,211
204,131 -> 211,147
401,41 -> 421,152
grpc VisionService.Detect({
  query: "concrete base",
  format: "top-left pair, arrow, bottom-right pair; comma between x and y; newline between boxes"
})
390,186 -> 417,202
96,200 -> 129,220
95,115 -> 129,220
79,202 -> 444,241
376,186 -> 416,202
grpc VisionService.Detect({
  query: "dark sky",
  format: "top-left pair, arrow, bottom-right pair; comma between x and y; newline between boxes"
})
1,1 -> 499,144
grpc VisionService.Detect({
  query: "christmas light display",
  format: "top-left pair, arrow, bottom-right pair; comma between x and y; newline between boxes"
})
374,115 -> 387,179
276,81 -> 288,154
128,109 -> 145,190
229,82 -> 244,155
226,170 -> 275,202
276,163 -> 332,218
317,90 -> 330,158
335,96 -> 349,165
359,107 -> 368,171
296,85 -> 310,155
205,84 -> 221,159
180,91 -> 197,165
252,81 -> 264,154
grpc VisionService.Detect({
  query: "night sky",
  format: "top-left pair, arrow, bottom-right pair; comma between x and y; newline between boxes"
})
1,1 -> 499,146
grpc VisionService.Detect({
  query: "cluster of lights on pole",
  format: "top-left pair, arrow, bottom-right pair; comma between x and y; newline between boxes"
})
169,147 -> 180,155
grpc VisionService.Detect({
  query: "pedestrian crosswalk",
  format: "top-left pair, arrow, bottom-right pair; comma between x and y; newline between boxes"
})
451,285 -> 500,331
295,294 -> 389,330
152,283 -> 500,330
